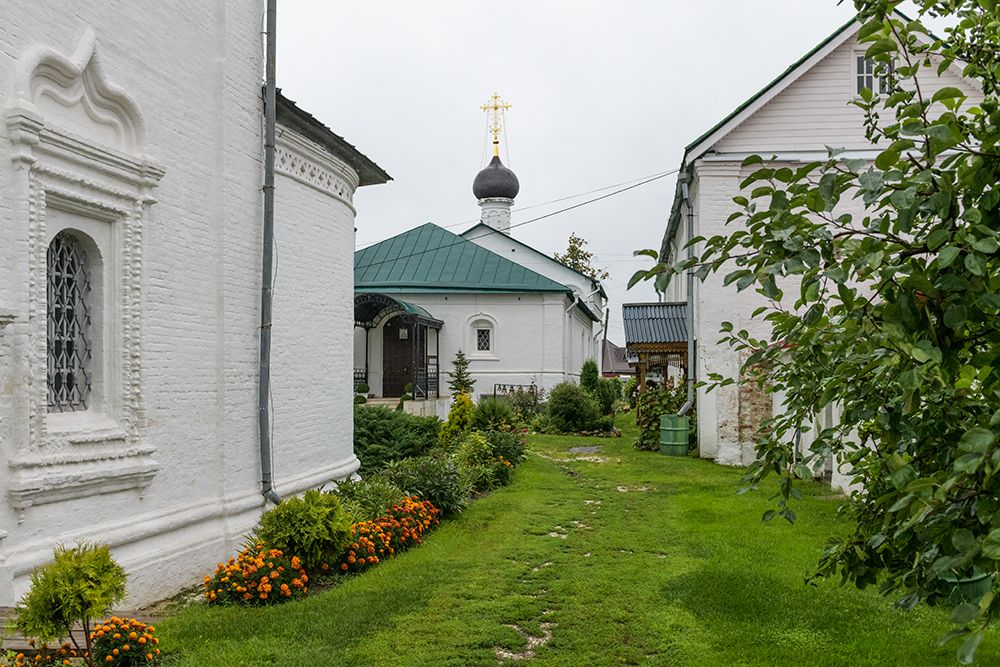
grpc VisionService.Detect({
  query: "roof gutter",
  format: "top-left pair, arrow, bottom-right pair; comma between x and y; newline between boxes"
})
659,159 -> 693,264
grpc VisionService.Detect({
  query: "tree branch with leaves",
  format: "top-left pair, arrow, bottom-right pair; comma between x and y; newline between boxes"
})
634,1 -> 1000,661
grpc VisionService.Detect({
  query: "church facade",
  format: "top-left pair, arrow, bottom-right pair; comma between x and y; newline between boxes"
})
354,137 -> 605,412
0,3 -> 387,605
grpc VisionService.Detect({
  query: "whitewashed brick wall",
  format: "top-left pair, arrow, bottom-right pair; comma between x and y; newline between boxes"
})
0,1 -> 359,606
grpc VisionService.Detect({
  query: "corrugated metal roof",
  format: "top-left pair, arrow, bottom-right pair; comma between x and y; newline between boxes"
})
355,223 -> 570,293
622,302 -> 687,344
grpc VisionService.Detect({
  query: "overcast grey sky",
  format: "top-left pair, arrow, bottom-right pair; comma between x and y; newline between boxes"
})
276,1 -> 910,343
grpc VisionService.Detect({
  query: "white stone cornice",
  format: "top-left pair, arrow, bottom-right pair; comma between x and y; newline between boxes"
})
276,125 -> 359,212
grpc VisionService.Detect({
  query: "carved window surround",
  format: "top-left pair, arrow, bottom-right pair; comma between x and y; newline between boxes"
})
275,126 -> 359,211
4,28 -> 164,513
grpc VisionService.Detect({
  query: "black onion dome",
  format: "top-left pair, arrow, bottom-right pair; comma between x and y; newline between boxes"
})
473,155 -> 520,199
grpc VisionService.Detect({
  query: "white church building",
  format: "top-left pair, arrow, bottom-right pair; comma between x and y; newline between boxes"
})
658,12 -> 982,483
354,117 -> 606,413
0,3 -> 387,605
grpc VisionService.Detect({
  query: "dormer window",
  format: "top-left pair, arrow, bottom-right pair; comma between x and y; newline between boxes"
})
856,55 -> 891,95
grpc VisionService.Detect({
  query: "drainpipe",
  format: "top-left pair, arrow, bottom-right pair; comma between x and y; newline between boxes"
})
258,0 -> 281,505
678,171 -> 695,417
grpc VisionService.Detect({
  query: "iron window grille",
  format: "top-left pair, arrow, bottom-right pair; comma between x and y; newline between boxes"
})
476,328 -> 491,352
47,231 -> 93,411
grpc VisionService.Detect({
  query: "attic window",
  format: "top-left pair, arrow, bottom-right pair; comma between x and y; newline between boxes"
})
856,55 -> 891,95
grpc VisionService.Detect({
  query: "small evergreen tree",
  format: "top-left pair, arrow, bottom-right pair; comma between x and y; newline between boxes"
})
580,358 -> 599,393
447,349 -> 475,398
439,392 -> 475,448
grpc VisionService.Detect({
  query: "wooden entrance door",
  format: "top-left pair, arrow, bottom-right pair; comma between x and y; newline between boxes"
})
382,316 -> 411,397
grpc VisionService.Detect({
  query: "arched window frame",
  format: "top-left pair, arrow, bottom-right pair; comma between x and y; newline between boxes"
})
467,313 -> 499,360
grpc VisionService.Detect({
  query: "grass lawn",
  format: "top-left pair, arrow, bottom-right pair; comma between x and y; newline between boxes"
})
159,415 -> 996,665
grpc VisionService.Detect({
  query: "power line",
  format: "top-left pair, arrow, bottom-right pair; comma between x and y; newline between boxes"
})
355,167 -> 678,250
355,168 -> 678,273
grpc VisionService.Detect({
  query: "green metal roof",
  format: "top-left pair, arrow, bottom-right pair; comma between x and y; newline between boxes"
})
355,223 -> 571,293
461,223 -> 608,299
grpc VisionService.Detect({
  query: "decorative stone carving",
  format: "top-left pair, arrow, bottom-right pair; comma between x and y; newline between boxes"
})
4,28 -> 164,510
275,127 -> 358,209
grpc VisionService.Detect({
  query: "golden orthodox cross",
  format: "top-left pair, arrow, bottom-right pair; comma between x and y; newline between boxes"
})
481,92 -> 510,157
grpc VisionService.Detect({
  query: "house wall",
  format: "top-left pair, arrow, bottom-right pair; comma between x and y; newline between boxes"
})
714,33 -> 983,155
464,230 -> 605,367
683,27 -> 983,476
358,292 -> 592,401
0,2 -> 359,606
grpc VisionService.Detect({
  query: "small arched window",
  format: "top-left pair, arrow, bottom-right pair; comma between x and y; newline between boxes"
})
468,314 -> 498,359
47,231 -> 93,411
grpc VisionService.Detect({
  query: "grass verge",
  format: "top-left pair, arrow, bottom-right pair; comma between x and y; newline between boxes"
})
159,415 -> 996,665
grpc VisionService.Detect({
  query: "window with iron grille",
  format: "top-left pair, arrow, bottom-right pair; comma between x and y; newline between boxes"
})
476,328 -> 491,352
47,231 -> 93,411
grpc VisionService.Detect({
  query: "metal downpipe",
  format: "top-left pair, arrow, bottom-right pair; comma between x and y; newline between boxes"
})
678,174 -> 695,417
258,0 -> 281,506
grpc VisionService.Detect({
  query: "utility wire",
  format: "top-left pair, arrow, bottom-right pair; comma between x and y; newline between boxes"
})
356,167 -> 678,250
355,168 -> 678,273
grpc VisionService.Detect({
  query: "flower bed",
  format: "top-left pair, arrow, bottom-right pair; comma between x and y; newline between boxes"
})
337,497 -> 440,574
204,546 -> 309,606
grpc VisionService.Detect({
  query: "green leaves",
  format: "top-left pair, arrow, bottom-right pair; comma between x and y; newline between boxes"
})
959,428 -> 995,453
629,6 -> 1000,657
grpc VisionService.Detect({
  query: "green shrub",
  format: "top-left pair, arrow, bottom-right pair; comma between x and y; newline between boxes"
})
354,405 -> 441,471
547,382 -> 599,432
592,377 -> 621,415
592,415 -> 615,433
624,376 -> 639,410
329,476 -> 407,521
485,429 -> 528,465
580,358 -> 599,393
528,412 -> 555,433
470,396 -> 516,431
635,379 -> 695,451
15,542 -> 126,651
382,455 -> 467,516
439,392 -> 474,449
255,490 -> 354,570
507,384 -> 544,420
452,432 -> 515,493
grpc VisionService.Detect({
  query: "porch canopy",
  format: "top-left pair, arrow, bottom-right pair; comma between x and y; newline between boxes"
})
622,302 -> 688,388
354,292 -> 443,330
354,292 -> 443,400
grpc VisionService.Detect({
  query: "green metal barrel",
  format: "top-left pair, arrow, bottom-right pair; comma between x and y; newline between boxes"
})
659,415 -> 689,456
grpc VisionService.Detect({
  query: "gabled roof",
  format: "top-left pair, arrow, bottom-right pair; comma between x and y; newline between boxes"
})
622,302 -> 687,345
461,223 -> 608,299
355,223 -> 573,295
659,11 -> 930,262
602,340 -> 634,376
276,91 -> 391,187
